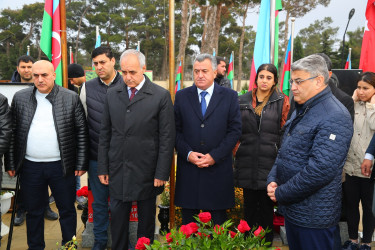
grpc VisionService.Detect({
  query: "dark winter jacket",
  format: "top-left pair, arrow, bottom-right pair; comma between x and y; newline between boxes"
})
0,94 -> 12,169
267,86 -> 353,228
97,75 -> 175,201
11,71 -> 21,82
234,89 -> 289,190
84,72 -> 123,160
214,75 -> 232,89
5,84 -> 89,176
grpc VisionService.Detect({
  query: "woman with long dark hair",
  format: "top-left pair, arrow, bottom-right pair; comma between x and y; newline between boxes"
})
342,72 -> 375,250
234,63 -> 289,243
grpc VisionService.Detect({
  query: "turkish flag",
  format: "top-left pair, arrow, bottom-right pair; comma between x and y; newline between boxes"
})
359,0 -> 375,72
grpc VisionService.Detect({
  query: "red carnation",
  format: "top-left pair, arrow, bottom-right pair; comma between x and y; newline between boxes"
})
197,232 -> 209,238
180,225 -> 193,238
214,225 -> 223,235
237,220 -> 250,233
187,222 -> 199,233
135,237 -> 150,250
198,212 -> 211,223
76,186 -> 88,197
229,231 -> 236,238
165,232 -> 173,243
253,226 -> 264,237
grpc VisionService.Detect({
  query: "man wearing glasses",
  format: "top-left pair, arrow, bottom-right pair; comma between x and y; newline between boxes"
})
266,54 -> 353,250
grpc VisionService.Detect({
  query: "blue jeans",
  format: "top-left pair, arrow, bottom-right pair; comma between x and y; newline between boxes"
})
88,160 -> 109,244
21,160 -> 76,250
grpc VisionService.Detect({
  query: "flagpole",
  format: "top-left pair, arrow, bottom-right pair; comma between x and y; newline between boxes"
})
290,17 -> 295,64
232,51 -> 234,89
270,0 -> 276,64
349,48 -> 352,69
69,46 -> 72,64
60,0 -> 68,89
181,56 -> 184,88
27,45 -> 30,56
168,0 -> 176,229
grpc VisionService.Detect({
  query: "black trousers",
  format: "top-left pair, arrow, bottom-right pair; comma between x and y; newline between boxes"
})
110,196 -> 156,250
243,188 -> 274,243
181,208 -> 227,225
20,160 -> 76,250
344,174 -> 375,243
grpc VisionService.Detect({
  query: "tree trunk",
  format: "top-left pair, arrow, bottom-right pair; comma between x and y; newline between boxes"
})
212,4 -> 222,53
201,5 -> 218,53
75,4 -> 89,63
176,0 -> 192,79
236,3 -> 249,92
19,22 -> 34,56
201,5 -> 209,50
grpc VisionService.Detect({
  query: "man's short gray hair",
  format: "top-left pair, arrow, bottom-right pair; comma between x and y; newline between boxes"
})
291,54 -> 329,84
120,49 -> 146,68
194,54 -> 217,71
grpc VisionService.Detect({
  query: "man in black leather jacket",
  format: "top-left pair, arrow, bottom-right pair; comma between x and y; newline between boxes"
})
5,60 -> 89,249
0,93 -> 12,247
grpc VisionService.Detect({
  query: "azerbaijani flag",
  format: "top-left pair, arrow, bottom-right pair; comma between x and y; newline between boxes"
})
280,36 -> 291,96
344,53 -> 351,69
249,0 -> 271,90
227,52 -> 234,89
274,0 -> 282,67
175,61 -> 182,93
70,50 -> 74,64
40,0 -> 62,86
359,0 -> 375,72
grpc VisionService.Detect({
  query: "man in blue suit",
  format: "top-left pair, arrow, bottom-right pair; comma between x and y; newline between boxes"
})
174,54 -> 241,225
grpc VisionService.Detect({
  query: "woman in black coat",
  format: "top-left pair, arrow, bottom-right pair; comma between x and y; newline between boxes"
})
234,64 -> 289,244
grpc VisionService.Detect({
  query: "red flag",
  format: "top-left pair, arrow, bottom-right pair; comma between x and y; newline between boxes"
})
70,50 -> 74,64
359,0 -> 375,72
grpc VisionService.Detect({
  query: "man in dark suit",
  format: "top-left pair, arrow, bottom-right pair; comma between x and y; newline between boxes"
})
97,49 -> 175,250
174,54 -> 242,225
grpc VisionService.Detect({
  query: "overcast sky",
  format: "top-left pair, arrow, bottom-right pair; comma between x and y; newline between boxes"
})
0,0 -> 367,43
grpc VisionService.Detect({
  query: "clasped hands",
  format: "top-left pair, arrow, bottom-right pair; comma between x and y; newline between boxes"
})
267,182 -> 278,202
188,152 -> 215,168
98,175 -> 166,187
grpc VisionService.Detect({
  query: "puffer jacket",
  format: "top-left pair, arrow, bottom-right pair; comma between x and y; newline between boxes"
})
267,86 -> 353,228
0,94 -> 12,169
5,84 -> 89,176
234,89 -> 289,190
344,101 -> 375,178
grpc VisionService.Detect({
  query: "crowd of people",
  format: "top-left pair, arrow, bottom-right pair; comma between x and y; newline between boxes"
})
0,48 -> 374,250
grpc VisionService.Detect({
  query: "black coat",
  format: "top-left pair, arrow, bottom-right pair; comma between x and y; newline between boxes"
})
5,85 -> 89,176
97,76 -> 175,202
174,84 -> 242,210
214,75 -> 232,89
0,94 -> 12,169
234,90 -> 286,190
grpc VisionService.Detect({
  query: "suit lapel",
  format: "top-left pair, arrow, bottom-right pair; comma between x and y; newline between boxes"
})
187,85 -> 203,120
115,83 -> 129,107
203,83 -> 223,119
127,76 -> 152,108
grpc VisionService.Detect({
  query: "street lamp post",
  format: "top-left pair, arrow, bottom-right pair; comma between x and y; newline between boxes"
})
342,8 -> 355,67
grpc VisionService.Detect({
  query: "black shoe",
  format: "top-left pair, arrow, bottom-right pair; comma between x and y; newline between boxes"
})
92,241 -> 107,250
44,206 -> 58,220
14,211 -> 26,226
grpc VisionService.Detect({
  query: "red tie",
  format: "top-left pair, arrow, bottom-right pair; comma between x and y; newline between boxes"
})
129,87 -> 137,101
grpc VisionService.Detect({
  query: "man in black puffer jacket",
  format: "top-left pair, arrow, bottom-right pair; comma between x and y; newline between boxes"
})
5,60 -> 89,249
0,93 -> 12,247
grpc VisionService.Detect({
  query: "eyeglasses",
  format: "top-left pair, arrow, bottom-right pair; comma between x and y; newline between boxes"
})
289,76 -> 318,86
